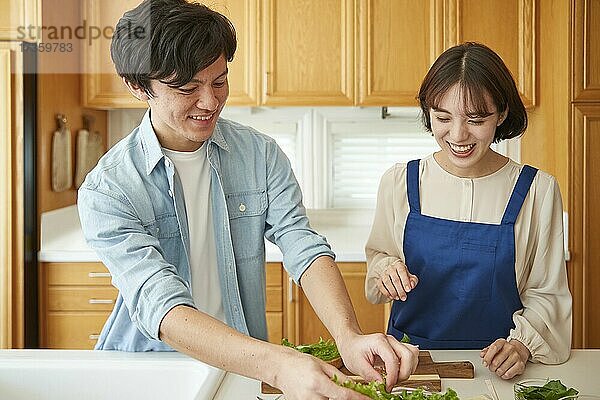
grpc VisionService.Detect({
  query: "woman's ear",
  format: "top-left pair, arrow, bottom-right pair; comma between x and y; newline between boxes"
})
497,107 -> 509,126
123,77 -> 150,101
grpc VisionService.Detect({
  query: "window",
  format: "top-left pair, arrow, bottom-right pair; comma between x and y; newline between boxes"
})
221,107 -> 520,210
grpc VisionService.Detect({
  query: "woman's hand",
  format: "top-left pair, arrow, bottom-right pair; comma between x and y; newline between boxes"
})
274,349 -> 372,400
336,331 -> 420,392
480,338 -> 530,379
377,260 -> 419,301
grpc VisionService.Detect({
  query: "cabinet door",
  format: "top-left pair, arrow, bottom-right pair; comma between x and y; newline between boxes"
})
288,262 -> 387,344
261,0 -> 355,105
357,0 -> 442,106
265,262 -> 284,344
0,0 -> 40,40
571,104 -> 600,348
82,0 -> 258,108
572,0 -> 600,102
443,0 -> 536,108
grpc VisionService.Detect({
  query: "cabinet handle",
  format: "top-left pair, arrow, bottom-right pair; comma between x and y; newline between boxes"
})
88,299 -> 114,304
88,272 -> 111,278
89,334 -> 100,340
288,277 -> 294,303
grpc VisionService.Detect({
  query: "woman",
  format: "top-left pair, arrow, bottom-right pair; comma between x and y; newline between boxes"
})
365,42 -> 572,380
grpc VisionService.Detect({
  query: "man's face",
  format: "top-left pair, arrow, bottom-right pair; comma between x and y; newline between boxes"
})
146,55 -> 229,152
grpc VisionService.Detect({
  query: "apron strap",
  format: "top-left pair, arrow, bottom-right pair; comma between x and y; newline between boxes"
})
501,165 -> 538,225
406,159 -> 421,213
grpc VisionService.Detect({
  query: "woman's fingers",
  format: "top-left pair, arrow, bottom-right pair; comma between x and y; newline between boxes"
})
378,261 -> 418,301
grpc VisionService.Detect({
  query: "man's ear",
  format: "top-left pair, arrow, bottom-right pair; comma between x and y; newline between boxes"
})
497,107 -> 509,126
123,77 -> 150,101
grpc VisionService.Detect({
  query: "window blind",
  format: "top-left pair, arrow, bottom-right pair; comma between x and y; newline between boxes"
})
329,123 -> 438,208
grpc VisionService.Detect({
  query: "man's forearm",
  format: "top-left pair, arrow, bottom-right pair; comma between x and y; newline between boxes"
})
159,305 -> 288,385
300,255 -> 362,341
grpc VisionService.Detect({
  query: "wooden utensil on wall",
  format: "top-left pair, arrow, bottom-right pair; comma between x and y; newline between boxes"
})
51,114 -> 72,192
75,115 -> 104,188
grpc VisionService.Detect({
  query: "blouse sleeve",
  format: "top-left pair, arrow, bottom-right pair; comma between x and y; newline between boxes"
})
509,176 -> 572,364
365,165 -> 405,304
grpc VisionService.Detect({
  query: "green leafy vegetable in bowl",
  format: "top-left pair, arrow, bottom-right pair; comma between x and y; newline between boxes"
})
333,376 -> 460,400
400,333 -> 411,343
514,379 -> 578,400
282,337 -> 341,362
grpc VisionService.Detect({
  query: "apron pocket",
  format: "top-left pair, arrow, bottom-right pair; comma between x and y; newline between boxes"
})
458,242 -> 496,300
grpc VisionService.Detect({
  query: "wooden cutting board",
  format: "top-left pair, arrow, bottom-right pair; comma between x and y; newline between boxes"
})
260,351 -> 473,395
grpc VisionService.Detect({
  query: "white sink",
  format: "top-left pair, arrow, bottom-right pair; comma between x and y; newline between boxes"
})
0,350 -> 226,400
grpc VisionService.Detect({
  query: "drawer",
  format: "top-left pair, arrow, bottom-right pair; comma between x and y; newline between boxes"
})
44,312 -> 110,349
47,287 -> 118,311
266,287 -> 282,312
45,262 -> 112,285
266,263 -> 282,287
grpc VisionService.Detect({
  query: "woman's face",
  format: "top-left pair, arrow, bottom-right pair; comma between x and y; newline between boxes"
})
430,83 -> 507,178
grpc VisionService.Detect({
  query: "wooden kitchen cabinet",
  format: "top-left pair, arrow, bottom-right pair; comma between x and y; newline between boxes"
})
358,0 -> 535,107
39,262 -> 117,349
571,104 -> 600,348
82,0 -> 259,108
265,262 -> 285,344
357,0 -> 442,106
569,0 -> 600,349
0,0 -> 40,40
284,262 -> 387,344
440,0 -> 536,108
260,0 -> 355,105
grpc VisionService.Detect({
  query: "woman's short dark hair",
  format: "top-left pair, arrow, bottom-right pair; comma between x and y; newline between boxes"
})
111,0 -> 237,96
417,42 -> 527,142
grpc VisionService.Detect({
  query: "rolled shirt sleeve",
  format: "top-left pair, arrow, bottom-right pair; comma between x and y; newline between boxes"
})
262,139 -> 335,284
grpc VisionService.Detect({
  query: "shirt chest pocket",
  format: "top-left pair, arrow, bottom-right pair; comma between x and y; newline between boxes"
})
143,214 -> 181,239
225,189 -> 267,219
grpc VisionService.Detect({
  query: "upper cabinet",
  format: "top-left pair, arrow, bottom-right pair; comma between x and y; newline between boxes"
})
442,0 -> 536,108
82,0 -> 537,108
82,0 -> 258,108
0,0 -> 40,41
261,0 -> 355,105
357,0 -> 442,106
572,0 -> 600,102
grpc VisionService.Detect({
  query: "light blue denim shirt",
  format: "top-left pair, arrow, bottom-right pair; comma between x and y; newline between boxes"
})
78,110 -> 334,351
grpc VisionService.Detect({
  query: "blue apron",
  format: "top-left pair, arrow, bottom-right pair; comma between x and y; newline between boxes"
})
387,159 -> 537,349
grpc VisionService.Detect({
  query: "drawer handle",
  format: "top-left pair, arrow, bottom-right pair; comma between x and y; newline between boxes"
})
88,272 -> 111,278
88,299 -> 114,304
89,334 -> 100,340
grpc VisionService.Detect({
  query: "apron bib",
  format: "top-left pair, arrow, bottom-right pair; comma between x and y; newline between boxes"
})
387,159 -> 537,349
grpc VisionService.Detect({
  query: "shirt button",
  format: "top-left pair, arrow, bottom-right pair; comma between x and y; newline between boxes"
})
238,203 -> 246,212
168,189 -> 173,197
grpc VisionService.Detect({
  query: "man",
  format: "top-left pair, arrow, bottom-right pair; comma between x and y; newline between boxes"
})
78,1 -> 418,398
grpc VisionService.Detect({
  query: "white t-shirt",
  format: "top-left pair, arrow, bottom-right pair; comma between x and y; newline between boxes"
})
163,144 -> 225,322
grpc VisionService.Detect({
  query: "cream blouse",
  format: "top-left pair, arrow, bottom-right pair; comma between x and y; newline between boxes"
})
365,154 -> 572,364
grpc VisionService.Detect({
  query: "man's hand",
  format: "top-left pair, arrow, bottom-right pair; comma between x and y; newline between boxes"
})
377,260 -> 419,301
335,331 -> 419,392
480,338 -> 530,379
273,348 -> 372,400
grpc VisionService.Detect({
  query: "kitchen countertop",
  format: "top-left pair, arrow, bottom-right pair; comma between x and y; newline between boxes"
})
3,349 -> 597,399
39,205 -> 372,263
214,350 -> 600,399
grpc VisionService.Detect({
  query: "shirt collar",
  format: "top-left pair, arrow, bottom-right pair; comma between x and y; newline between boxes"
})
139,109 -> 164,176
139,109 -> 230,175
